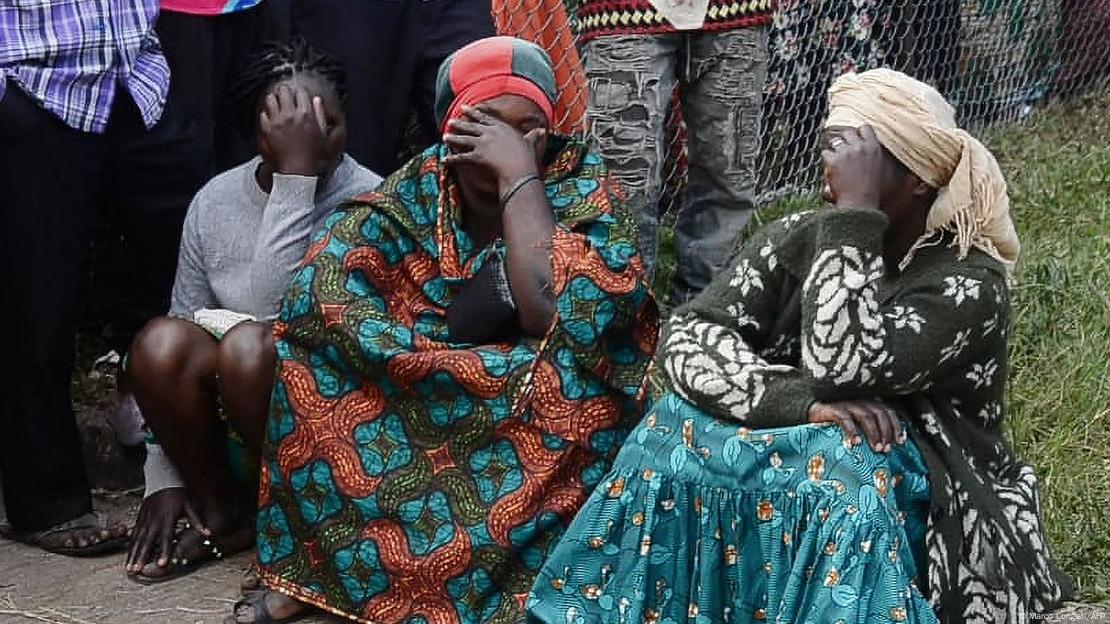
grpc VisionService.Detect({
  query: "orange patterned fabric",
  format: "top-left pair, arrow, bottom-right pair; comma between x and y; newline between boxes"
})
255,138 -> 659,624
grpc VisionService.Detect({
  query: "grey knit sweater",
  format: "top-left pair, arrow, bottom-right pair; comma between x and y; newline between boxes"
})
143,154 -> 381,497
169,154 -> 381,321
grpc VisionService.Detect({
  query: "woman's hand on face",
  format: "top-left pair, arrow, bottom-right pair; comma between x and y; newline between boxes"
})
258,84 -> 327,177
125,487 -> 208,575
820,125 -> 885,210
442,105 -> 545,190
808,399 -> 905,453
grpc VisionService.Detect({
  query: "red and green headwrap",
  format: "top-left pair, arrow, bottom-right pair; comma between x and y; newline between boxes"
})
435,36 -> 558,133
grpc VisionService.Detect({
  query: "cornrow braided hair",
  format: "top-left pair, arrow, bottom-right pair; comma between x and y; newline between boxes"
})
228,37 -> 347,140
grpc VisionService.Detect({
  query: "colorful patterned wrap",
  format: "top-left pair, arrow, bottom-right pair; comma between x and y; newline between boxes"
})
527,393 -> 937,624
255,136 -> 659,624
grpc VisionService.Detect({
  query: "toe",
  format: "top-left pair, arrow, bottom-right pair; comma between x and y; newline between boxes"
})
139,561 -> 171,578
232,603 -> 256,624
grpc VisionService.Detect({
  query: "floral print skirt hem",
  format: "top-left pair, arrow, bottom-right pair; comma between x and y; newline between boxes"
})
526,393 -> 939,624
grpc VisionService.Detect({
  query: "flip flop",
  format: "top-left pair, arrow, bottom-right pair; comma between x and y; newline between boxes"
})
129,529 -> 236,585
0,512 -> 129,557
225,592 -> 312,624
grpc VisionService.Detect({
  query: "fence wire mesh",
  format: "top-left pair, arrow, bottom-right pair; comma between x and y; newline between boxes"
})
493,0 -> 1110,210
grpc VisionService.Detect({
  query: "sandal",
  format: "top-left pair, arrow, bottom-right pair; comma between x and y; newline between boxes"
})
0,512 -> 129,557
130,526 -> 248,585
225,591 -> 312,624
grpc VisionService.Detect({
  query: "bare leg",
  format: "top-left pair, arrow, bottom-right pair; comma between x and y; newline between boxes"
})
216,325 -> 301,620
128,317 -> 253,575
232,591 -> 307,623
216,321 -> 277,458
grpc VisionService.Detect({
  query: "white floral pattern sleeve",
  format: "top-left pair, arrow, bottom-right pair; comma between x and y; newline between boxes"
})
798,209 -> 1006,399
660,213 -> 818,426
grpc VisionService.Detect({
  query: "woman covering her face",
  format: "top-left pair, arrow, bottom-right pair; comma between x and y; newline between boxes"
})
527,69 -> 1072,624
232,37 -> 659,624
124,39 -> 382,584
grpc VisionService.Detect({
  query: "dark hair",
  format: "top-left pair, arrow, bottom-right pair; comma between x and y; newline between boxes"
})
228,37 -> 347,140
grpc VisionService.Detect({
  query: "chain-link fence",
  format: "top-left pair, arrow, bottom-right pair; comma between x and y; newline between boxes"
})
494,0 -> 1110,209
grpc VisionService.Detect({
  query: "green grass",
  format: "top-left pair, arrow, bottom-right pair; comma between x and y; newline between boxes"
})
655,88 -> 1110,601
993,90 -> 1110,601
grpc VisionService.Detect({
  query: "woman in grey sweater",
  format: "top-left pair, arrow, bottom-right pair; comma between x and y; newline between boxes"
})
122,39 -> 382,583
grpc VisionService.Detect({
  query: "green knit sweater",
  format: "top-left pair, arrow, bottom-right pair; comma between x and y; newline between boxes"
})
660,208 -> 1072,623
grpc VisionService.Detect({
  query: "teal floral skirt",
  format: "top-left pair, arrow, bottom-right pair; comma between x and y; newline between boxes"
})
527,393 -> 939,624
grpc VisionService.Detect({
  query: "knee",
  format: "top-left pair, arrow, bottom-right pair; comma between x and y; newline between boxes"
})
216,322 -> 275,378
128,317 -> 212,384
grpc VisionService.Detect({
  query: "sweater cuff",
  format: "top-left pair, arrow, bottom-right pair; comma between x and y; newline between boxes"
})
143,443 -> 185,498
758,376 -> 819,428
786,379 -> 820,427
269,173 -> 317,205
813,208 -> 888,256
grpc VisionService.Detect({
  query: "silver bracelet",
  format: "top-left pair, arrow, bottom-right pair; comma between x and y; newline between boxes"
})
499,173 -> 541,210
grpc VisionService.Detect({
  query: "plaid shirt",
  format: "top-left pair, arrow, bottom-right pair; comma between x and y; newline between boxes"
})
0,0 -> 169,133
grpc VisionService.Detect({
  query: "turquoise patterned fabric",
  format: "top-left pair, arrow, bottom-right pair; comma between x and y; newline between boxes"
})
254,139 -> 660,624
527,393 -> 939,624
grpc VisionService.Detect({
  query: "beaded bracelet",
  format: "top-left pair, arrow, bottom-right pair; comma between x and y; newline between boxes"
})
499,173 -> 541,210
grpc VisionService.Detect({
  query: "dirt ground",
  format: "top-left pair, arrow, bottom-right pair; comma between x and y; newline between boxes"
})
0,490 -> 341,624
2,339 -> 1107,623
0,341 -> 337,624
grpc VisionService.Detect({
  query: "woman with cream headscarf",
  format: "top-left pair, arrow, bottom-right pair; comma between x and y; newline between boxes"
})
229,36 -> 658,623
528,69 -> 1071,624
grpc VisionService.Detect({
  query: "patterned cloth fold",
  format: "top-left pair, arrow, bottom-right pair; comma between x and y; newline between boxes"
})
529,394 -> 939,624
256,138 -> 659,624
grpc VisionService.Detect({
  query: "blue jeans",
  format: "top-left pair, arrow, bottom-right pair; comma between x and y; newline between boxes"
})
584,28 -> 768,305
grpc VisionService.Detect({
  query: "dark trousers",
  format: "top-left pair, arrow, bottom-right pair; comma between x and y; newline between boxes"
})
90,6 -> 283,353
291,0 -> 495,175
156,4 -> 289,174
0,85 -> 204,532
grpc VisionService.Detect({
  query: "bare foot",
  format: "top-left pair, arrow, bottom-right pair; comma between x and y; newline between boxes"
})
2,512 -> 131,556
132,521 -> 253,581
229,591 -> 307,623
241,563 -> 262,592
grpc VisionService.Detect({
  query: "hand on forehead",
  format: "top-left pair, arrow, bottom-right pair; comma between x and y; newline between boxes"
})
465,95 -> 548,131
822,124 -> 860,147
266,74 -> 341,110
